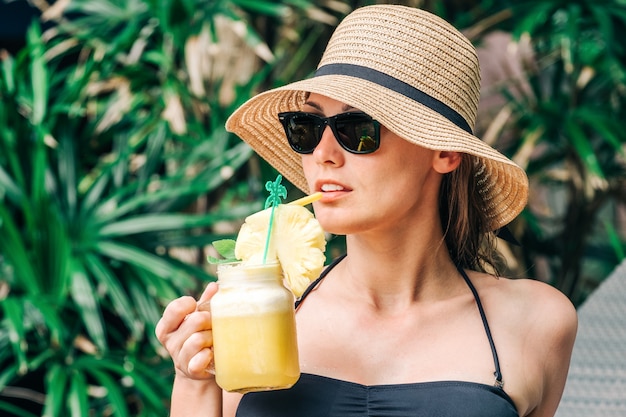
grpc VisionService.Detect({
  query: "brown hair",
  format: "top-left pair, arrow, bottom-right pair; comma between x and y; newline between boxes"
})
439,155 -> 504,274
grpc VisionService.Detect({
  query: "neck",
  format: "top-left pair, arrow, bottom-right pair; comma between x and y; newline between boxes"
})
335,221 -> 463,312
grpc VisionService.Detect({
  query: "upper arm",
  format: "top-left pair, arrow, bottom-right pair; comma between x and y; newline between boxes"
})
525,283 -> 578,417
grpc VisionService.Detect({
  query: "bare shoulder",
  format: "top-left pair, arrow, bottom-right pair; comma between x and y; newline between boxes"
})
470,271 -> 578,416
471,271 -> 577,335
502,275 -> 576,335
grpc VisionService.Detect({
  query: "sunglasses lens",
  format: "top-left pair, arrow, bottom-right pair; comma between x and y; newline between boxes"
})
282,114 -> 322,153
335,114 -> 379,153
279,112 -> 379,154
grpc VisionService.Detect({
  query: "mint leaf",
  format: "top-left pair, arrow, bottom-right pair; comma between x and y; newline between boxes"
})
213,239 -> 236,258
207,255 -> 237,264
207,239 -> 239,264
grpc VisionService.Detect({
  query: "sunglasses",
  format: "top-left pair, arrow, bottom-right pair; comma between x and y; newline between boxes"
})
278,111 -> 381,154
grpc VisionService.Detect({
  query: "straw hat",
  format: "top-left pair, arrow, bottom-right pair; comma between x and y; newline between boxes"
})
226,4 -> 528,231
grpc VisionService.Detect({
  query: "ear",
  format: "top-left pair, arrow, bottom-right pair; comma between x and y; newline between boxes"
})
433,151 -> 462,174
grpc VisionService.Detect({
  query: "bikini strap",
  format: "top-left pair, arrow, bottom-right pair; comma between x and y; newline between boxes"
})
295,254 -> 347,309
294,257 -> 504,388
456,265 -> 505,389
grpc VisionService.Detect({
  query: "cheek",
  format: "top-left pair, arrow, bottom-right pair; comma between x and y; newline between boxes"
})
301,156 -> 315,187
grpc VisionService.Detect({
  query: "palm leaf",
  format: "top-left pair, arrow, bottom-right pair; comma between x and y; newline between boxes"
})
98,213 -> 219,237
84,254 -> 143,338
69,259 -> 107,352
68,372 -> 89,417
0,402 -> 38,417
42,363 -> 68,417
86,368 -> 130,417
0,205 -> 40,293
0,298 -> 27,375
94,240 -> 193,284
565,118 -> 606,180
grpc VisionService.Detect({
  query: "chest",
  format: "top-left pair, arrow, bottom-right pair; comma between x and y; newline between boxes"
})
296,297 -> 499,386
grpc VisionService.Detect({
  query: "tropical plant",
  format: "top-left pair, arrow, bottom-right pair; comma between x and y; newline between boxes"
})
3,0 -> 623,415
0,0 -> 342,415
469,0 -> 626,304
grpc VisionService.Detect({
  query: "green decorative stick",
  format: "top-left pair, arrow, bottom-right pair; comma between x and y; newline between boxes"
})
263,175 -> 287,263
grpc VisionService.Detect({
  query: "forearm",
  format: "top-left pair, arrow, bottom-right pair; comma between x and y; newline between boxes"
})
170,375 -> 222,417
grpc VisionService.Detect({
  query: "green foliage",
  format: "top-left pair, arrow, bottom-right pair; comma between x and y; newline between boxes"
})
2,0 -> 624,414
480,0 -> 626,303
0,0 -> 336,414
208,239 -> 238,264
0,0 -> 350,412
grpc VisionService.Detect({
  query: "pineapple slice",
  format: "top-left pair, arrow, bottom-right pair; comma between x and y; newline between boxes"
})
235,204 -> 326,297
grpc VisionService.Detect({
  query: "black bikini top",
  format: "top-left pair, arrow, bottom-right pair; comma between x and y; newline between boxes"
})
236,255 -> 519,417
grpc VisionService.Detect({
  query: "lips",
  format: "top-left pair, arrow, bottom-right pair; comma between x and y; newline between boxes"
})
315,181 -> 351,203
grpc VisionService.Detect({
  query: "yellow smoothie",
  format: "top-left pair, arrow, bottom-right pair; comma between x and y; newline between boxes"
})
210,262 -> 300,393
212,310 -> 300,393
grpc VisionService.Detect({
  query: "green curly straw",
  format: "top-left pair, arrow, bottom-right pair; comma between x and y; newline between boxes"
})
263,175 -> 287,263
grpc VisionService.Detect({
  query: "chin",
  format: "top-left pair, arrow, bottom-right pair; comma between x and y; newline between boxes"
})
315,208 -> 365,235
317,219 -> 359,237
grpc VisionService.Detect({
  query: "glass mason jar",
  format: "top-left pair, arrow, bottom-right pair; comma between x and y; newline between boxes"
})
210,261 -> 300,393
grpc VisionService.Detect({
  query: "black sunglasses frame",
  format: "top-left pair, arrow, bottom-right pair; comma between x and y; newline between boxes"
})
278,111 -> 381,154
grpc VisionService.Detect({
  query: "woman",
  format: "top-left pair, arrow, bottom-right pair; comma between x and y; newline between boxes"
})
155,5 -> 577,417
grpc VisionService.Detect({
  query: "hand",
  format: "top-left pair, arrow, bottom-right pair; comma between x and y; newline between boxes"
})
156,282 -> 219,380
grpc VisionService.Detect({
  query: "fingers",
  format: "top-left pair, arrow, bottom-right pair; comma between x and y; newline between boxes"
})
155,295 -> 197,340
198,282 -> 218,306
155,284 -> 220,380
156,281 -> 218,342
187,345 -> 215,378
175,327 -> 214,378
164,313 -> 214,376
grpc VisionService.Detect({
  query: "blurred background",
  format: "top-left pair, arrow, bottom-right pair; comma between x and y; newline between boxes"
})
1,0 -> 625,415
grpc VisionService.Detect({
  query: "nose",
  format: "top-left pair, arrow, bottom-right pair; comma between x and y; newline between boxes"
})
312,125 -> 344,166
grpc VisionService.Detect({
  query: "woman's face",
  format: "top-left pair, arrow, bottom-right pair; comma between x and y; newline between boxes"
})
300,94 -> 453,236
